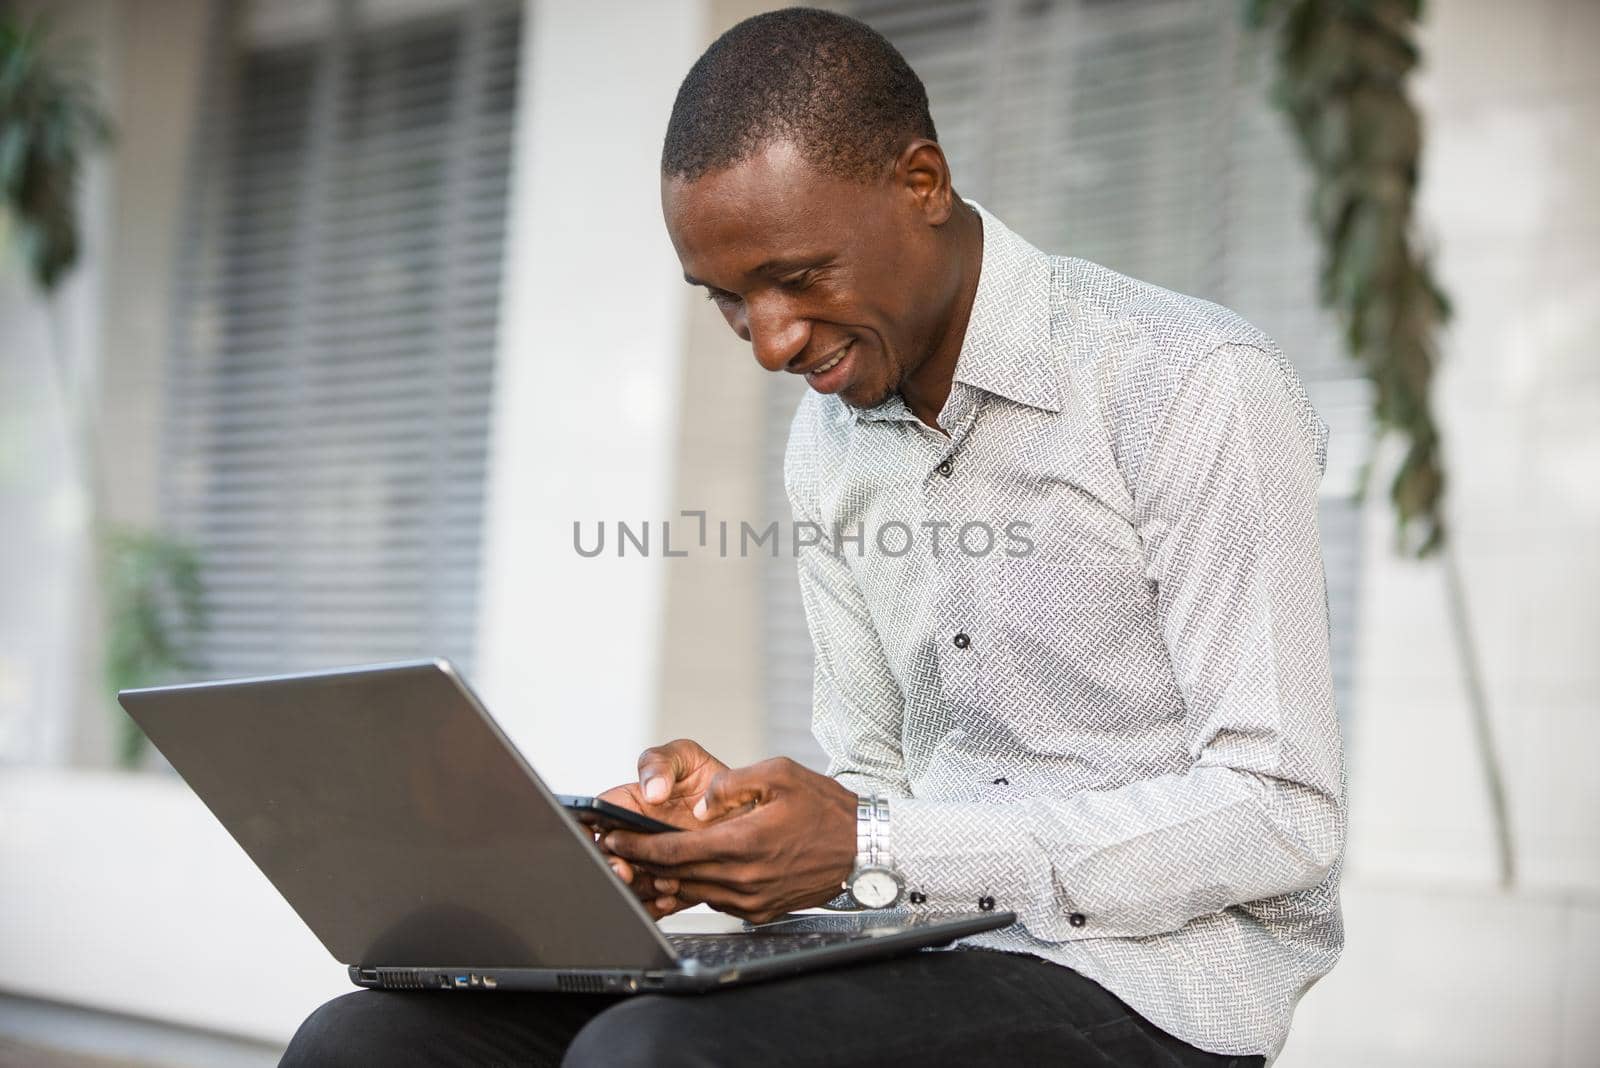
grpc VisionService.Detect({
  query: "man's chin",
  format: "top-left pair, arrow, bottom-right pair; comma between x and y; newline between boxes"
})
836,382 -> 895,412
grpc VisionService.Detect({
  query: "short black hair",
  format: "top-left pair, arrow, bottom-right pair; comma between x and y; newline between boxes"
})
661,7 -> 937,183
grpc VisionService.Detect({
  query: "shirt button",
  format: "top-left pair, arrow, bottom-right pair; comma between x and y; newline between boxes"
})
978,896 -> 996,912
909,891 -> 926,905
991,776 -> 1009,785
952,632 -> 970,649
936,460 -> 953,477
1068,912 -> 1086,928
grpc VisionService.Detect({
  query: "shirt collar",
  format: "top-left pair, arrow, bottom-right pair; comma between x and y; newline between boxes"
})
852,200 -> 1062,424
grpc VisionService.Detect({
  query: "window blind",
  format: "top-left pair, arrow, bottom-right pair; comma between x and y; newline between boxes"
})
161,0 -> 522,680
765,0 -> 1365,768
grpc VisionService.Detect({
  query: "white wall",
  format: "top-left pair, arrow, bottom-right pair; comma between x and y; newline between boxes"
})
1278,1 -> 1600,1064
0,0 -> 117,769
0,250 -> 95,767
474,0 -> 703,794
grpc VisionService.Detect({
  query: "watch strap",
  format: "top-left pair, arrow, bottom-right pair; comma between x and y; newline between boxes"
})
870,794 -> 892,870
855,795 -> 874,871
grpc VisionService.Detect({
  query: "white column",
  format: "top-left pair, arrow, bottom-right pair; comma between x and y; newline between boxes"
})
0,0 -> 117,767
475,0 -> 704,793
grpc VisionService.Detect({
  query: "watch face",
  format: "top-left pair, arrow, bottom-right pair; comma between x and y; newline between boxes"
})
851,868 -> 901,909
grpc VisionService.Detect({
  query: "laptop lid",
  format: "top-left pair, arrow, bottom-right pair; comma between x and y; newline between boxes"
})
119,659 -> 678,972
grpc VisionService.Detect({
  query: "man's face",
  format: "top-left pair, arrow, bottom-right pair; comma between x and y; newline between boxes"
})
662,141 -> 949,409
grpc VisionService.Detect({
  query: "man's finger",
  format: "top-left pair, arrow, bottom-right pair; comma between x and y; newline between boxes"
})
602,855 -> 673,910
650,895 -> 691,918
639,892 -> 679,919
631,868 -> 661,901
669,878 -> 763,917
601,854 -> 651,897
627,857 -> 742,884
692,764 -> 776,822
636,739 -> 705,804
605,819 -> 748,867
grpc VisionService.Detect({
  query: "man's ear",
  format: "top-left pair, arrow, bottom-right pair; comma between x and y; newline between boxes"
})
895,139 -> 955,225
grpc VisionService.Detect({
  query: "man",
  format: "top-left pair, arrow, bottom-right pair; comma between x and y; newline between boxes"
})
283,8 -> 1342,1066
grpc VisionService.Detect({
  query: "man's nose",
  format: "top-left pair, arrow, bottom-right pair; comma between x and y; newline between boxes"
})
742,297 -> 810,374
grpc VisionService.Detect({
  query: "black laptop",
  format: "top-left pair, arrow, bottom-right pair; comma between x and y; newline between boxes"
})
118,659 -> 1014,994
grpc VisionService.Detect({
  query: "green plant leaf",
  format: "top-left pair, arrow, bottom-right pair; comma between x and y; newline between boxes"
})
1250,0 -> 1447,559
100,525 -> 209,768
0,9 -> 112,293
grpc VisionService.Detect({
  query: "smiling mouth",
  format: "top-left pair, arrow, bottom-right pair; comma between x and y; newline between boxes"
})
803,344 -> 852,377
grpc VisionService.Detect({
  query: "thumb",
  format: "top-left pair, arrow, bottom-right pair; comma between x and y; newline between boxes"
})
637,738 -> 710,804
692,765 -> 772,822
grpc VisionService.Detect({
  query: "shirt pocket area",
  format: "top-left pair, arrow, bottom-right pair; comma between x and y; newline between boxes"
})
986,555 -> 1185,735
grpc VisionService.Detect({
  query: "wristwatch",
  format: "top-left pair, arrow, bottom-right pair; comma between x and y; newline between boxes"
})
845,794 -> 905,909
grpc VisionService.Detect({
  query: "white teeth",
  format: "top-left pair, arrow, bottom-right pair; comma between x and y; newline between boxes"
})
811,347 -> 848,375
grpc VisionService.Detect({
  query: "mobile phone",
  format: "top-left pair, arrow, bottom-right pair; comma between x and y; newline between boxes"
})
556,794 -> 678,834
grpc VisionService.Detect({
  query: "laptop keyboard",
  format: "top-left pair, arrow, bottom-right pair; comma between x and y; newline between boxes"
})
664,912 -> 961,967
666,930 -> 860,966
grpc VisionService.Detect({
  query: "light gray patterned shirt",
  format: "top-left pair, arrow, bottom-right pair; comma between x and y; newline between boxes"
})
785,204 -> 1344,1059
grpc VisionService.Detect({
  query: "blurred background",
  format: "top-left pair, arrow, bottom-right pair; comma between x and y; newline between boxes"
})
0,0 -> 1595,1065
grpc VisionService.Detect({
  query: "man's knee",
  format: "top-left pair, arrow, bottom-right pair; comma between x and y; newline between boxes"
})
280,990 -> 440,1068
563,997 -> 718,1068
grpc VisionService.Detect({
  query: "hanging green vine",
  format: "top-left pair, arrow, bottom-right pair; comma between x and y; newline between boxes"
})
1245,0 -> 1449,558
0,11 -> 109,289
1247,0 -> 1515,887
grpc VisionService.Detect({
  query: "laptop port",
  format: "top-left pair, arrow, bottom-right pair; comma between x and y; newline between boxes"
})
454,975 -> 470,988
482,976 -> 498,989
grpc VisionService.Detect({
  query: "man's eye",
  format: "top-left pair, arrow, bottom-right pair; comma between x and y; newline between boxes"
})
705,288 -> 740,306
778,272 -> 813,291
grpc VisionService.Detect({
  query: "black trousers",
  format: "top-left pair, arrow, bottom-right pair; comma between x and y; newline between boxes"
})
280,948 -> 1265,1067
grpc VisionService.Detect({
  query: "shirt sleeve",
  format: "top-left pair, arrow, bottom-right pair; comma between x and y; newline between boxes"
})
784,402 -> 914,804
889,343 -> 1346,939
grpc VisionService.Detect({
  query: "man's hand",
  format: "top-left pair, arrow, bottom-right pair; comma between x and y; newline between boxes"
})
603,756 -> 858,924
594,739 -> 730,919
